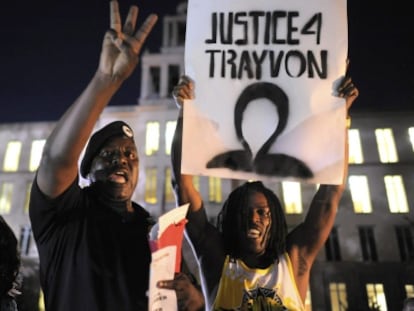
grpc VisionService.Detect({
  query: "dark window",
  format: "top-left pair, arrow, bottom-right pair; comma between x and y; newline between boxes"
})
395,225 -> 414,261
168,65 -> 180,95
19,225 -> 31,255
149,66 -> 160,95
358,226 -> 378,261
325,227 -> 341,261
177,21 -> 187,46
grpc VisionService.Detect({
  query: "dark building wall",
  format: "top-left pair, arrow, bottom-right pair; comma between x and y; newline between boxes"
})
310,261 -> 414,311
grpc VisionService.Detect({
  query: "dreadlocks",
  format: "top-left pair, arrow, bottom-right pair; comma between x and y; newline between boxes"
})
217,181 -> 287,261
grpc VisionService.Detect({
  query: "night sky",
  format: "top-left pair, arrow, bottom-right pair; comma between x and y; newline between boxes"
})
1,0 -> 413,124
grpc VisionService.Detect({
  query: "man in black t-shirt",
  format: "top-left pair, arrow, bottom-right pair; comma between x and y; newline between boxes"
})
29,2 -> 204,310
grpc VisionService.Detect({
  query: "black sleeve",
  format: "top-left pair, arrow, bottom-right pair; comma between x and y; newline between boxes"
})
185,206 -> 225,305
29,174 -> 81,242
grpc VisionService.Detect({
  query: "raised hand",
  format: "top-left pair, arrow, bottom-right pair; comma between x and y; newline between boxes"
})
99,1 -> 158,82
337,60 -> 359,111
338,76 -> 359,111
172,75 -> 195,108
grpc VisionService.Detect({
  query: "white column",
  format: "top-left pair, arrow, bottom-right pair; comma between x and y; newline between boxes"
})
140,63 -> 150,99
172,18 -> 178,47
160,63 -> 169,98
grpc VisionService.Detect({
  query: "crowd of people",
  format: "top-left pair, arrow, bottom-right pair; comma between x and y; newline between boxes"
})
1,1 -> 408,311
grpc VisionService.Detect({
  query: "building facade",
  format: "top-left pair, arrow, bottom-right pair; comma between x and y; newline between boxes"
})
0,2 -> 413,310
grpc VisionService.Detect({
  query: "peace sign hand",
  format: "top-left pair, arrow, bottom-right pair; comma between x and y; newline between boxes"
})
99,1 -> 158,82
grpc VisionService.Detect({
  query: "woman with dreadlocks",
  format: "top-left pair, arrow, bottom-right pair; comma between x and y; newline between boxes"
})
170,74 -> 358,310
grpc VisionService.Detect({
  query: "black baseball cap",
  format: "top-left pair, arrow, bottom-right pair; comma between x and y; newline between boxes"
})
80,121 -> 135,178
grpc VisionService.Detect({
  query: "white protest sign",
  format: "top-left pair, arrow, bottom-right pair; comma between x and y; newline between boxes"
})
183,0 -> 348,184
148,246 -> 177,311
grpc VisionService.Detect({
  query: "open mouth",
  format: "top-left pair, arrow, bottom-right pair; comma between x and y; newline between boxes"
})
108,170 -> 128,184
247,228 -> 261,239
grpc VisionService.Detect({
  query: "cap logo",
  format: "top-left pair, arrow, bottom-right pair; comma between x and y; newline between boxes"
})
122,125 -> 133,138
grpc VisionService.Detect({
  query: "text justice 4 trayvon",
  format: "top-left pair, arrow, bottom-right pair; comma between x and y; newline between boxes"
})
203,11 -> 329,80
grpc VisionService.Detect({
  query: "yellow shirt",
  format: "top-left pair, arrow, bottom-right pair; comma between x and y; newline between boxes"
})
213,253 -> 305,311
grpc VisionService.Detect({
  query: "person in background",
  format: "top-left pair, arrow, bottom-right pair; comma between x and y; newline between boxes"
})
403,297 -> 414,311
170,73 -> 358,310
28,1 -> 203,310
0,216 -> 21,311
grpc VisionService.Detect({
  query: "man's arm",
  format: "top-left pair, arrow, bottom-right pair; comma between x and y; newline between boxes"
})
36,1 -> 157,199
171,77 -> 227,309
170,76 -> 203,212
286,76 -> 359,301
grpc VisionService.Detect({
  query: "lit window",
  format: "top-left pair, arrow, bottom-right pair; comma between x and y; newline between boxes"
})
24,182 -> 32,214
366,283 -> 387,311
193,175 -> 200,192
3,141 -> 22,172
29,139 -> 46,171
329,282 -> 348,311
145,167 -> 157,204
38,290 -> 45,311
145,122 -> 160,156
208,176 -> 222,203
348,175 -> 372,213
375,128 -> 398,163
282,181 -> 302,214
164,167 -> 175,204
405,284 -> 414,298
165,121 -> 177,155
348,129 -> 363,164
0,182 -> 14,214
384,175 -> 409,213
409,127 -> 414,152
